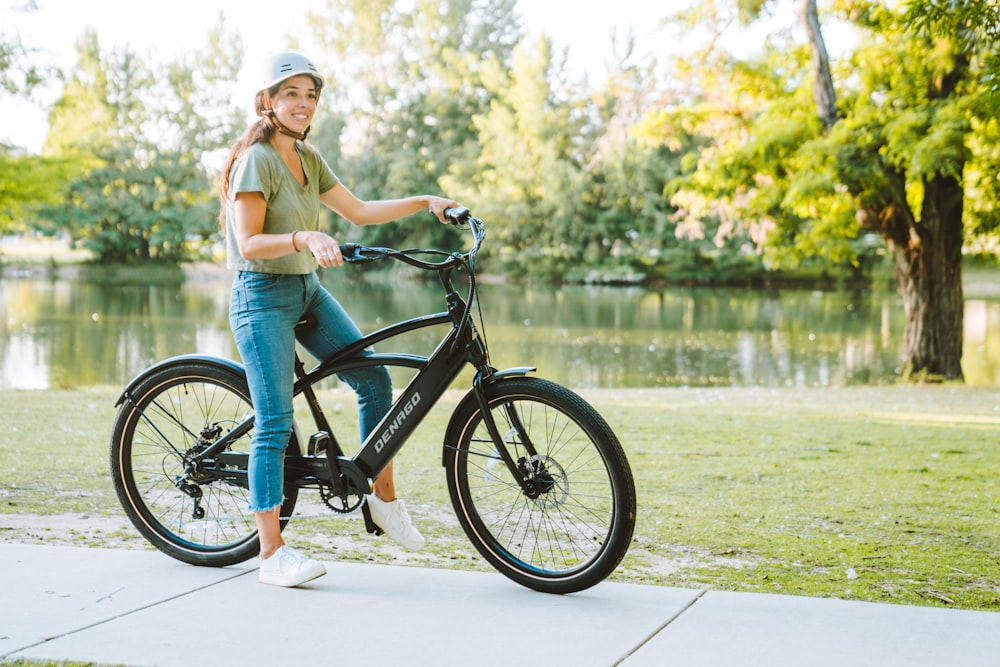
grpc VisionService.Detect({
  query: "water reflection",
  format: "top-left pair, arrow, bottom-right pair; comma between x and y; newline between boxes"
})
479,285 -> 911,388
1,271 -> 997,389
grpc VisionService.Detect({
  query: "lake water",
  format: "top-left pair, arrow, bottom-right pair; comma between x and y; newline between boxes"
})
1,270 -> 998,390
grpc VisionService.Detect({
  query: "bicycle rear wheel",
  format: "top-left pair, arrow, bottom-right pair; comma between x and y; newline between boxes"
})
445,377 -> 636,594
110,360 -> 298,566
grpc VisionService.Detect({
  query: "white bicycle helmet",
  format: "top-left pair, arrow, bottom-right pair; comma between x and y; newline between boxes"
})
261,51 -> 324,92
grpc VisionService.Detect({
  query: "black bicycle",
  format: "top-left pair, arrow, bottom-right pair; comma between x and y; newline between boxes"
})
110,208 -> 636,594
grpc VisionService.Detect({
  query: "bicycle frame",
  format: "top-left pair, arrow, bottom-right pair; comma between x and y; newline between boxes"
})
297,301 -> 472,482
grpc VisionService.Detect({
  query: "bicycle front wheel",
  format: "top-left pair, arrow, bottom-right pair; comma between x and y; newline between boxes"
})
445,377 -> 636,594
110,361 -> 298,566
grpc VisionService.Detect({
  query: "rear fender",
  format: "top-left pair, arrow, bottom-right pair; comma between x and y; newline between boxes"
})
114,355 -> 246,407
113,354 -> 313,456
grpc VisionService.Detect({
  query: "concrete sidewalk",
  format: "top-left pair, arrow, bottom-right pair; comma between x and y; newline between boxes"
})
2,543 -> 997,666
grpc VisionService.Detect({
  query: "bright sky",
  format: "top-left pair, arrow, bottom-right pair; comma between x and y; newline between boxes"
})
2,0 -> 679,154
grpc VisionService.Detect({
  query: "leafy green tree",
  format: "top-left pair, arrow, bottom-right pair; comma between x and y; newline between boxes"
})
44,29 -> 151,157
306,0 -> 521,251
904,0 -> 1000,92
578,40 -> 707,283
40,144 -> 214,263
902,0 -> 1000,253
441,34 -> 592,276
37,24 -> 244,263
666,0 -> 997,381
159,14 -> 246,154
0,146 -> 79,234
301,0 -> 685,281
0,1 -> 67,235
0,0 -> 44,95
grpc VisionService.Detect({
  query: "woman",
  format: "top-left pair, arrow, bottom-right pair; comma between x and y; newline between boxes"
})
219,51 -> 459,587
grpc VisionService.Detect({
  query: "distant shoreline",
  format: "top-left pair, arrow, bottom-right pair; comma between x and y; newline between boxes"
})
3,236 -> 998,297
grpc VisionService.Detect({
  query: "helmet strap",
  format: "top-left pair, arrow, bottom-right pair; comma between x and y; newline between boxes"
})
264,110 -> 309,141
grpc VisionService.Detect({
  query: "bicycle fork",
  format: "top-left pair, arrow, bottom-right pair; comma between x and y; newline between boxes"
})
470,371 -> 551,498
452,283 -> 546,498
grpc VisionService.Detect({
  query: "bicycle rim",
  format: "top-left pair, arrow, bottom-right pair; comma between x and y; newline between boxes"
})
447,377 -> 635,593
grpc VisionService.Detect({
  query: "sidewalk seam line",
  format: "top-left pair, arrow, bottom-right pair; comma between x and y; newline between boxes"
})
2,568 -> 255,660
612,589 -> 707,665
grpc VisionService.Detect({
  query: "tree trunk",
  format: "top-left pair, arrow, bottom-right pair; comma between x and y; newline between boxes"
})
891,175 -> 965,381
801,0 -> 839,130
804,2 -> 968,382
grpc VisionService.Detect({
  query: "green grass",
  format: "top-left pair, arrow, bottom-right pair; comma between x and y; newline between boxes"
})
1,384 -> 997,611
605,385 -> 1000,610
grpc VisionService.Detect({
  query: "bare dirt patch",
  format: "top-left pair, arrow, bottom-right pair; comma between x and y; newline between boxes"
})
0,506 -> 739,586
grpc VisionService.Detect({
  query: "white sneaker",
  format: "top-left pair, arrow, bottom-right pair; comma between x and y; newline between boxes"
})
366,494 -> 426,551
258,545 -> 326,587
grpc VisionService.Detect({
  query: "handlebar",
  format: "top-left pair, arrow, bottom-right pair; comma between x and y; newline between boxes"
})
340,208 -> 485,272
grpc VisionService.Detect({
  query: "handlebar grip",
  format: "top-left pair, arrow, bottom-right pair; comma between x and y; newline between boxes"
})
444,206 -> 471,226
341,242 -> 361,260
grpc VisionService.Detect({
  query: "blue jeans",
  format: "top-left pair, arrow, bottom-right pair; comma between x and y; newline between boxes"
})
229,271 -> 392,512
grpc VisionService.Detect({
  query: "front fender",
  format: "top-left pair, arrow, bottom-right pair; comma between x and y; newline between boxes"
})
441,366 -> 536,466
114,354 -> 246,407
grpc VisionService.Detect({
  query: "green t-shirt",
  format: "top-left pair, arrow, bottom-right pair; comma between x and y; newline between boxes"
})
225,141 -> 340,274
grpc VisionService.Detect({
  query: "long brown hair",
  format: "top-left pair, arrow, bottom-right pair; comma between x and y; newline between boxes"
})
217,91 -> 279,231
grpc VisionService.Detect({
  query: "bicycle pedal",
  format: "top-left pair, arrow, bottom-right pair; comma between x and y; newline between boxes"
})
308,431 -> 331,456
361,502 -> 384,536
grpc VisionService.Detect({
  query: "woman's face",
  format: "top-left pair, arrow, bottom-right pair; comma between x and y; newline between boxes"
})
270,74 -> 319,134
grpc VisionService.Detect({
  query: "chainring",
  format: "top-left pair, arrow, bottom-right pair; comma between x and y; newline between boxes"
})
319,456 -> 369,514
320,485 -> 364,513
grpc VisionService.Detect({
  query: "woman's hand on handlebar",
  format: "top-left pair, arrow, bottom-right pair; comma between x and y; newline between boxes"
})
299,230 -> 345,268
427,196 -> 462,224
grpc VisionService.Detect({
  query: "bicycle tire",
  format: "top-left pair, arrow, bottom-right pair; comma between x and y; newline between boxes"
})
110,361 -> 298,566
445,377 -> 636,594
